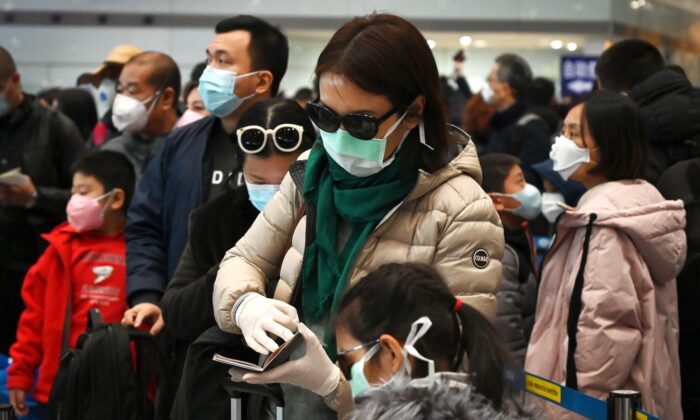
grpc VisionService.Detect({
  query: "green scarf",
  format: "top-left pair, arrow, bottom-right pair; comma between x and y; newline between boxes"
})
301,142 -> 418,351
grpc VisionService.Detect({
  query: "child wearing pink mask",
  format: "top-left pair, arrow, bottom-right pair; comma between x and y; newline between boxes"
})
7,151 -> 135,418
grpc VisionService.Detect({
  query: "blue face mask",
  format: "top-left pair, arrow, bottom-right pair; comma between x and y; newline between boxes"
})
245,182 -> 280,212
492,183 -> 542,220
198,65 -> 258,118
347,317 -> 435,399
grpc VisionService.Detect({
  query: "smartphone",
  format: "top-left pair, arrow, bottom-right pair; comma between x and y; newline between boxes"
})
213,331 -> 304,372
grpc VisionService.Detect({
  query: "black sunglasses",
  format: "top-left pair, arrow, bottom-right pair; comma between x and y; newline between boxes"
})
306,100 -> 397,140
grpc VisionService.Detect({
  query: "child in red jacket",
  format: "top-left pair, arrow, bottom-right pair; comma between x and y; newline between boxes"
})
7,151 -> 135,417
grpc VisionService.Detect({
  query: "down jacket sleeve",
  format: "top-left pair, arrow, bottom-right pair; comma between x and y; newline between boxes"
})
432,179 -> 504,320
575,227 -> 645,396
213,172 -> 303,334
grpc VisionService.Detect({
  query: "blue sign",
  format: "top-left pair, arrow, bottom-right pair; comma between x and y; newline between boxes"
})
560,56 -> 598,97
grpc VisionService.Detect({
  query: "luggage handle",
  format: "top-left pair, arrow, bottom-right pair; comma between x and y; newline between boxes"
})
87,308 -> 105,329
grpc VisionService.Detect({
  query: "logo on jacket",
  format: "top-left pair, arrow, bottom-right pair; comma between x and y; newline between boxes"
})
93,265 -> 114,284
472,249 -> 490,269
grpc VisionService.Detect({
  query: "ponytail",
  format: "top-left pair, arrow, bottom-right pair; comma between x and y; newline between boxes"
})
453,300 -> 512,409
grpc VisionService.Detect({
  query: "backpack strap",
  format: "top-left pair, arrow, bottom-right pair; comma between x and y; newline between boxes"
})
565,213 -> 597,390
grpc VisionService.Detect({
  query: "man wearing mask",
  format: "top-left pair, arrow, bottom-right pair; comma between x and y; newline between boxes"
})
483,54 -> 551,189
77,44 -> 143,147
0,47 -> 86,354
102,51 -> 181,180
123,15 -> 288,331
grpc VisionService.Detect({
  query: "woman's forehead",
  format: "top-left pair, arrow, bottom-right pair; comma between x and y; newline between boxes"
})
318,72 -> 392,115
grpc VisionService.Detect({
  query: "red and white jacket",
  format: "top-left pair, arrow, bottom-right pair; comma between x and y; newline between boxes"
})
7,223 -> 127,403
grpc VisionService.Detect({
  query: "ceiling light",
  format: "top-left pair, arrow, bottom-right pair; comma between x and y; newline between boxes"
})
567,42 -> 578,51
630,0 -> 641,9
550,40 -> 563,50
427,39 -> 436,49
473,39 -> 488,48
460,36 -> 472,47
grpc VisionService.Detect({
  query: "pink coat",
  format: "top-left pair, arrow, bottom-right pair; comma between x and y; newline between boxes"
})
525,180 -> 687,420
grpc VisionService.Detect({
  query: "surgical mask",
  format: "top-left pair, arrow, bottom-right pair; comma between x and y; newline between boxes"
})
111,92 -> 159,133
321,111 -> 432,178
198,65 -> 258,118
66,191 -> 114,232
245,182 -> 280,212
481,81 -> 494,104
349,316 -> 435,398
175,109 -> 206,128
542,192 -> 566,224
492,183 -> 542,220
550,135 -> 592,180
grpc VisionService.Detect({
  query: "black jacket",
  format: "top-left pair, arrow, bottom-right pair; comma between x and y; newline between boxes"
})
629,69 -> 700,183
160,185 -> 258,380
0,94 -> 86,270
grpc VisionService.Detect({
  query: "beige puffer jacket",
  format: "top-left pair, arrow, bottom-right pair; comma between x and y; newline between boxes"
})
213,137 -> 504,333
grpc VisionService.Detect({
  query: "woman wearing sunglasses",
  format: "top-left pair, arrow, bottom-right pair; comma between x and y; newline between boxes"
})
159,98 -> 314,418
214,13 -> 503,418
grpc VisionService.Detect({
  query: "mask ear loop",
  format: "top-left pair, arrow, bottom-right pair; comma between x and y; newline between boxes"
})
402,316 -> 435,377
419,120 -> 434,151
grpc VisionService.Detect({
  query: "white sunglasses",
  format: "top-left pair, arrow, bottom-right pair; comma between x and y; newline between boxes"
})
236,124 -> 305,154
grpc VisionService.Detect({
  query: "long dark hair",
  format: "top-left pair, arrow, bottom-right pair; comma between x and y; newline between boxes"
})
314,14 -> 450,173
582,90 -> 647,180
336,263 -> 512,408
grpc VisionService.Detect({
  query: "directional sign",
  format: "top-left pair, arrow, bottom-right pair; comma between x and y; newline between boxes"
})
561,56 -> 598,97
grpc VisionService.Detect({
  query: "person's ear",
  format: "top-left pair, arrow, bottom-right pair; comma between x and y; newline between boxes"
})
253,70 -> 274,96
108,188 -> 126,212
10,72 -> 20,85
378,334 -> 405,377
402,95 -> 426,130
488,193 -> 506,212
159,86 -> 176,110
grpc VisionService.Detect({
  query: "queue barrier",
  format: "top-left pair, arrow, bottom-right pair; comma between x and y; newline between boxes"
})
506,369 -> 661,420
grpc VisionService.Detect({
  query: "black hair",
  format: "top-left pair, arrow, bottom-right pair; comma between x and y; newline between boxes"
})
215,15 -> 289,96
190,61 -> 207,82
495,54 -> 533,100
479,154 -> 521,193
37,88 -> 61,104
55,88 -> 98,142
293,87 -> 314,102
0,46 -> 16,79
337,263 -> 512,408
72,151 -> 136,213
126,51 -> 182,101
236,97 -> 315,161
582,90 -> 647,181
595,39 -> 665,92
528,77 -> 555,107
315,14 -> 450,173
182,80 -> 198,102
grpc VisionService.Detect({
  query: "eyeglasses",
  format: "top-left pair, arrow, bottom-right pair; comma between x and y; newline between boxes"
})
306,100 -> 397,140
336,339 -> 379,380
236,124 -> 305,154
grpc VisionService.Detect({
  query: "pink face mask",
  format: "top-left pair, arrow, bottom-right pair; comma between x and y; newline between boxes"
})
175,109 -> 206,128
66,191 -> 113,232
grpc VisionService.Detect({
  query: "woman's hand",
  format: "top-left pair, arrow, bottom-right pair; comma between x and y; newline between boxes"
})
235,293 -> 299,355
122,303 -> 164,335
229,323 -> 340,397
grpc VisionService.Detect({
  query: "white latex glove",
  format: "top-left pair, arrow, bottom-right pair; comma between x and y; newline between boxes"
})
229,323 -> 341,397
236,293 -> 299,355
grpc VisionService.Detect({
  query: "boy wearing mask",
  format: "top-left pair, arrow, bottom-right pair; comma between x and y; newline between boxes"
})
480,153 -> 540,366
7,151 -> 135,417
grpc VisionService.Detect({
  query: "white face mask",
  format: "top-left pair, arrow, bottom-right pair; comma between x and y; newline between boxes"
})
96,78 -> 117,118
541,192 -> 566,224
111,92 -> 159,133
481,81 -> 495,104
550,135 -> 591,180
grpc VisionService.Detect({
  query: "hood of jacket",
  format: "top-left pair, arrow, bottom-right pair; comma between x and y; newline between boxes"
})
559,180 -> 686,285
